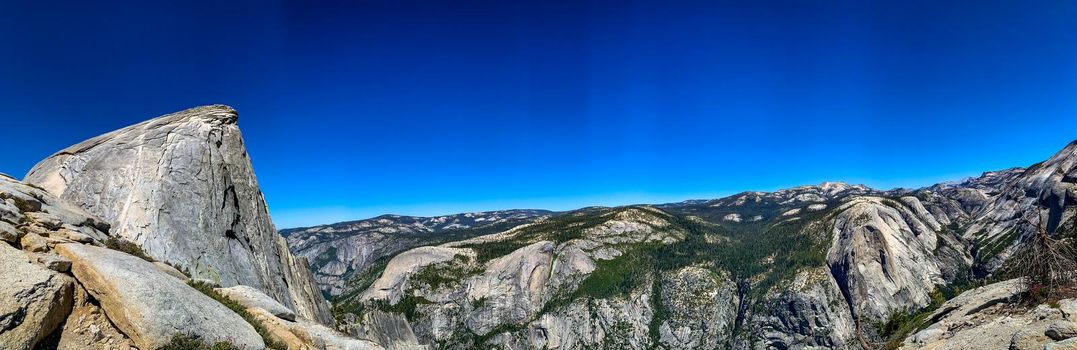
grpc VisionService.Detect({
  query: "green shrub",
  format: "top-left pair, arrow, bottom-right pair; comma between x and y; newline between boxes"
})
104,237 -> 154,262
412,254 -> 479,290
187,281 -> 288,350
161,333 -> 241,350
370,294 -> 434,322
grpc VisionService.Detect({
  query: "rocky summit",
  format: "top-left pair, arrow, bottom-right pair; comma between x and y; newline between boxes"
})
292,140 -> 1077,349
25,105 -> 332,326
2,105 -> 381,349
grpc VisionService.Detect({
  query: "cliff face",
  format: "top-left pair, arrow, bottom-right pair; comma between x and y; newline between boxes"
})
324,161 -> 1076,349
283,210 -> 551,296
964,141 -> 1077,272
24,105 -> 333,325
325,186 -> 978,349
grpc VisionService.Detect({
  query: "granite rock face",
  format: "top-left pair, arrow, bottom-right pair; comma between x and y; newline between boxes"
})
963,141 -> 1077,271
329,182 -> 990,349
283,210 -> 550,296
25,105 -> 332,325
826,196 -> 970,323
749,267 -> 858,349
655,267 -> 739,349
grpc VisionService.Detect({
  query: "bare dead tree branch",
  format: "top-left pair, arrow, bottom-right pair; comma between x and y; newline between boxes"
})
1011,211 -> 1077,301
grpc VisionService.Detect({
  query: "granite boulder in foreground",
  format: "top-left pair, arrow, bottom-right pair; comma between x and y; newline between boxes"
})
56,243 -> 265,350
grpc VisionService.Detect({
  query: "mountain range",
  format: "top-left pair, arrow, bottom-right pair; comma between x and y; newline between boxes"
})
2,104 -> 1076,350
284,137 -> 1077,349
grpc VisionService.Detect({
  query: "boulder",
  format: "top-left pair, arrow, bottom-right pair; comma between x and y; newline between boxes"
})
251,307 -> 383,350
219,285 -> 384,349
20,232 -> 48,252
1011,329 -> 1052,350
1047,338 -> 1077,350
36,253 -> 72,272
217,285 -> 298,321
0,243 -> 75,350
0,221 -> 19,243
55,243 -> 264,350
1047,321 -> 1077,341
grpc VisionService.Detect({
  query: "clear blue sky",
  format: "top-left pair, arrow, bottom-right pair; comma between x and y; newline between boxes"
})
2,1 -> 1076,228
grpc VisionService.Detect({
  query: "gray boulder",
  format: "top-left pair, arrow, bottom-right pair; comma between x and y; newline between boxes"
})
55,243 -> 264,350
1047,321 -> 1077,341
0,242 -> 75,350
216,285 -> 298,321
0,221 -> 19,243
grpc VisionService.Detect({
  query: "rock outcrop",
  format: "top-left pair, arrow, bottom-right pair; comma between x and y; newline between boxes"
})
900,278 -> 1077,350
0,242 -> 75,350
749,267 -> 857,349
56,243 -> 265,350
0,106 -> 392,349
25,105 -> 333,325
0,173 -> 111,350
655,267 -> 739,349
219,284 -> 381,350
963,141 -> 1077,271
827,196 -> 971,323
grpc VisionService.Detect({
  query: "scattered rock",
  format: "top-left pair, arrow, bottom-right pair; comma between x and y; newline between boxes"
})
251,307 -> 382,350
56,285 -> 135,350
59,229 -> 93,243
25,212 -> 63,231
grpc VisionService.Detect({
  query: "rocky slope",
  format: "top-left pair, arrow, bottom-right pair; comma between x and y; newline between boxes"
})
0,172 -> 380,349
319,140 -> 1077,349
2,105 -> 385,349
25,105 -> 333,325
900,278 -> 1077,350
284,210 -> 551,296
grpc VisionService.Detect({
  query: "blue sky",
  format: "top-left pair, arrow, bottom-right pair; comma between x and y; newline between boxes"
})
2,1 -> 1077,228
